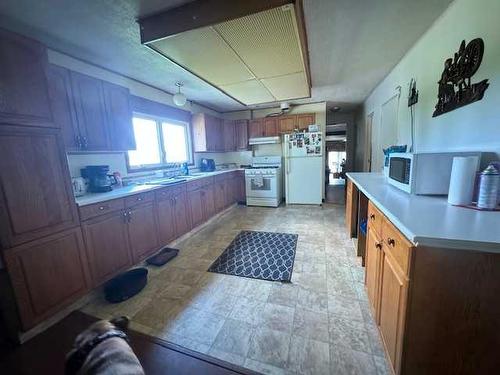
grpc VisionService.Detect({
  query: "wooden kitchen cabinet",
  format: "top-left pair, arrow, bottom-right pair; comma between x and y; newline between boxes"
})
202,184 -> 216,219
173,191 -> 191,236
235,171 -> 246,203
248,119 -> 263,138
4,227 -> 90,330
235,119 -> 248,150
127,201 -> 159,263
0,125 -> 79,248
297,113 -> 315,130
379,248 -> 408,372
103,81 -> 136,151
278,115 -> 296,134
192,113 -> 224,152
345,178 -> 358,238
365,228 -> 382,320
214,180 -> 226,212
47,64 -> 80,150
188,189 -> 205,228
0,29 -> 53,127
263,118 -> 278,136
223,119 -> 236,152
71,71 -> 111,151
81,210 -> 132,286
156,190 -> 177,245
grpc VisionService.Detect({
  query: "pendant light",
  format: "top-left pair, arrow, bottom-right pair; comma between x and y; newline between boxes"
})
173,82 -> 187,107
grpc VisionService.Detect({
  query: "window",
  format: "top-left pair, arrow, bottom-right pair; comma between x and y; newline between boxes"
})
127,114 -> 192,170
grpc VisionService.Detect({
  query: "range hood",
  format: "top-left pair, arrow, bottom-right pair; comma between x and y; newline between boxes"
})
249,136 -> 281,145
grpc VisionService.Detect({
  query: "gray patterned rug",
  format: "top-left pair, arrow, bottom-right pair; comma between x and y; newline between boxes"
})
208,231 -> 298,282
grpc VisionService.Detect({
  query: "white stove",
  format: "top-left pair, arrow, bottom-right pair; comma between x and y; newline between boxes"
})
245,156 -> 283,207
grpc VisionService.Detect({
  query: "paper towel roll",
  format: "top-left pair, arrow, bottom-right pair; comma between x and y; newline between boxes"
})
448,156 -> 479,205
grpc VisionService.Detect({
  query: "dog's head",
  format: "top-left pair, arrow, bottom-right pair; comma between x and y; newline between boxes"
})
65,316 -> 130,375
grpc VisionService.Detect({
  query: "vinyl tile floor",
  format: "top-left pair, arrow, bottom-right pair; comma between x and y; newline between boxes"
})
81,204 -> 391,375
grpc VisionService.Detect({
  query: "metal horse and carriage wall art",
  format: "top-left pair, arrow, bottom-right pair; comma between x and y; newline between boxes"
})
433,38 -> 489,117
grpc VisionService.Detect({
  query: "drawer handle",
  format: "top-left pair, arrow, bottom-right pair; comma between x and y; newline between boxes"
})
387,238 -> 396,247
370,214 -> 375,220
98,205 -> 108,211
375,242 -> 382,250
137,197 -> 143,201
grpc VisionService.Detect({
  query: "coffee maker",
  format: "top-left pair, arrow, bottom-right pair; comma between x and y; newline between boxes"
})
81,165 -> 117,193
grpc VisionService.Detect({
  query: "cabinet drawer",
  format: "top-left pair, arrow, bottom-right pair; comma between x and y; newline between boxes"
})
382,219 -> 413,275
368,201 -> 384,238
79,199 -> 124,221
187,177 -> 213,191
125,191 -> 154,207
155,185 -> 185,201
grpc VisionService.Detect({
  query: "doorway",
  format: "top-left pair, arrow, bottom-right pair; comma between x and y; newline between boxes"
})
325,140 -> 346,204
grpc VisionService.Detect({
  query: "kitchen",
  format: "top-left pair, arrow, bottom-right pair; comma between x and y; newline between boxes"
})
1,0 -> 500,374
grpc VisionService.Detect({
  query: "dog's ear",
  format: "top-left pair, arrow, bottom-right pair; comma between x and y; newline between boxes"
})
110,316 -> 130,331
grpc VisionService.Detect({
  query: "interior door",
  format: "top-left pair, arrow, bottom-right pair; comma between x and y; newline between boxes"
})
0,126 -> 79,247
365,112 -> 374,172
127,202 -> 159,262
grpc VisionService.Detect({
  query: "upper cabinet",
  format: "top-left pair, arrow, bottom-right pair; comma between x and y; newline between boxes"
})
192,113 -> 224,152
103,82 -> 136,151
0,29 -> 53,127
263,118 -> 278,137
235,120 -> 248,150
249,119 -> 263,138
70,72 -> 111,151
223,119 -> 236,152
278,114 -> 316,134
46,65 -> 135,152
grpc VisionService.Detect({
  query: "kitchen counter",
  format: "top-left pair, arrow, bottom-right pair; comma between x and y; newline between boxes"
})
75,169 -> 244,206
346,172 -> 500,252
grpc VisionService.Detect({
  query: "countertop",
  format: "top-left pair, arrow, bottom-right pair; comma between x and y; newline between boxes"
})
346,172 -> 500,252
75,169 -> 243,207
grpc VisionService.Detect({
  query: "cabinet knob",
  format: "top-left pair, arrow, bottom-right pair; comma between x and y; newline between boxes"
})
387,238 -> 395,247
137,197 -> 143,201
375,242 -> 382,250
122,211 -> 128,223
127,210 -> 132,222
370,214 -> 375,220
98,205 -> 108,211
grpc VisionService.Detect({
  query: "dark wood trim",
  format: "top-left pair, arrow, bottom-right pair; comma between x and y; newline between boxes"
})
294,0 -> 312,93
138,0 -> 293,43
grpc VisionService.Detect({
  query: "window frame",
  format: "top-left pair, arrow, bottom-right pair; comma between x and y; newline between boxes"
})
126,112 -> 194,172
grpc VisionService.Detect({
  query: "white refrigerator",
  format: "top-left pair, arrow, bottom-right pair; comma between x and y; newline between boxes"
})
283,131 -> 323,205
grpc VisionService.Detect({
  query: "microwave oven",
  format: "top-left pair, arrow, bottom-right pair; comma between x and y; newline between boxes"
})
388,152 -> 481,194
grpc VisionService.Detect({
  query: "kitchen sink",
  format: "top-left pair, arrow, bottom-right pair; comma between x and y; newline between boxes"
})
143,178 -> 185,185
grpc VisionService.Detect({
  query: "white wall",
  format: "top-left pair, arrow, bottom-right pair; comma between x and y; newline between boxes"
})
356,0 -> 500,171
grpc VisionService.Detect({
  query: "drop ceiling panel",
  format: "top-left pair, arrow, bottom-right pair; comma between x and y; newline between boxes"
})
214,6 -> 304,78
261,72 -> 309,100
219,80 -> 275,105
152,27 -> 254,86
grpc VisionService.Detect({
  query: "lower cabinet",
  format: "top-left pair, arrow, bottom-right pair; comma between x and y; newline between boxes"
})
173,191 -> 191,237
156,193 -> 177,245
81,210 -> 132,286
365,228 -> 382,319
4,227 -> 91,330
214,181 -> 226,212
127,201 -> 159,263
188,188 -> 205,228
235,172 -> 246,203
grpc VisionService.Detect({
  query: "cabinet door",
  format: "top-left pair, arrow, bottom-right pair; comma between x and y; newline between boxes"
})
205,114 -> 223,152
4,227 -> 90,330
249,119 -> 263,138
365,229 -> 382,321
71,72 -> 110,151
128,202 -> 159,263
214,182 -> 225,212
103,82 -> 136,151
157,197 -> 177,245
263,118 -> 278,137
379,251 -> 408,372
237,173 -> 246,203
0,126 -> 79,248
235,120 -> 248,150
203,185 -> 216,220
278,115 -> 297,134
174,192 -> 191,236
345,179 -> 358,238
82,211 -> 131,286
0,29 -> 53,127
224,179 -> 234,207
297,113 -> 315,130
46,64 -> 80,150
223,119 -> 236,152
188,189 -> 204,228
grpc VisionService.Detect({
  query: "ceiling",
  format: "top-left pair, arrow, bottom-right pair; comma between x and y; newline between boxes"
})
0,0 -> 453,113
